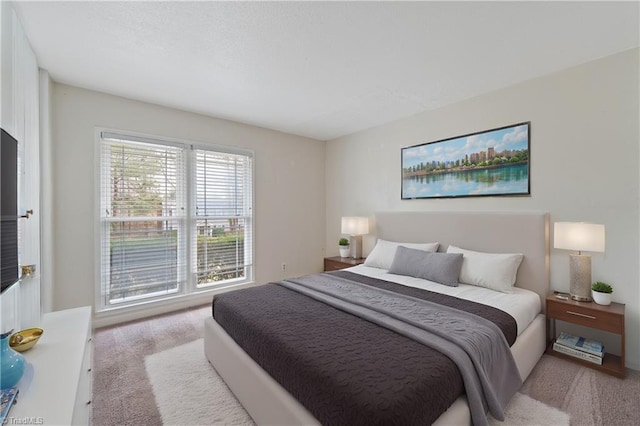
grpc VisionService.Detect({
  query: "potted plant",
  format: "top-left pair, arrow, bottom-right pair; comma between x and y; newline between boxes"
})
591,281 -> 613,306
339,237 -> 351,258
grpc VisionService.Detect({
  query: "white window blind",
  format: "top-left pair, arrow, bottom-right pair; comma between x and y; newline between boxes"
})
99,132 -> 253,310
193,150 -> 252,286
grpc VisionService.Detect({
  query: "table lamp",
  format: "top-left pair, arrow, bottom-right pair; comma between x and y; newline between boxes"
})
341,217 -> 369,259
554,222 -> 605,301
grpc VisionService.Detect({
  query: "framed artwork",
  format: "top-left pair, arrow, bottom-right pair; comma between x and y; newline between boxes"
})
401,122 -> 530,199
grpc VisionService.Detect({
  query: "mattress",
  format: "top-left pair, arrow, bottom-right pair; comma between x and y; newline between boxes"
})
212,269 -> 532,425
349,264 -> 541,335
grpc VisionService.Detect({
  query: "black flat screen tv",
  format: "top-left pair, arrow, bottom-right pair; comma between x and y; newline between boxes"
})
1,128 -> 19,294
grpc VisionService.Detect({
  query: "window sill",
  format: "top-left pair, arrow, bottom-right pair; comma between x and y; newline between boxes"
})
93,280 -> 256,328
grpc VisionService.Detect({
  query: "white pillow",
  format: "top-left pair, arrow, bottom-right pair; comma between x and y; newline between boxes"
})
364,239 -> 439,270
446,245 -> 524,293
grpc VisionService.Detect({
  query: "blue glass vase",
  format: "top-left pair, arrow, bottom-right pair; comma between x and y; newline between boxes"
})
0,331 -> 26,389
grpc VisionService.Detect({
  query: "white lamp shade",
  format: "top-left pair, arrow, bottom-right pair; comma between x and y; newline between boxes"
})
554,222 -> 605,253
341,216 -> 369,236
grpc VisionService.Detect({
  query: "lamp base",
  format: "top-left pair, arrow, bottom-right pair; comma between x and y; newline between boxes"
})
349,235 -> 364,259
569,254 -> 592,302
571,294 -> 592,302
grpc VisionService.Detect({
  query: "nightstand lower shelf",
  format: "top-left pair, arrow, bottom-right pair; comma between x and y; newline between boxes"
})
545,341 -> 624,378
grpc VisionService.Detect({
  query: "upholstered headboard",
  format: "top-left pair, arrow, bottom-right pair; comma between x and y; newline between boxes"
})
374,211 -> 550,311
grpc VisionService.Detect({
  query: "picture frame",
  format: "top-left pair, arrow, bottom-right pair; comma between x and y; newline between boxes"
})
401,122 -> 530,199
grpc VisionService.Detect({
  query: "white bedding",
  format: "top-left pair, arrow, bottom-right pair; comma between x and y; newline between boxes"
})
346,264 -> 541,336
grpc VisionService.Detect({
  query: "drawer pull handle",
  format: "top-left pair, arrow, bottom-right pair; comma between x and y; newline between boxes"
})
88,368 -> 92,372
86,401 -> 92,405
566,310 -> 597,320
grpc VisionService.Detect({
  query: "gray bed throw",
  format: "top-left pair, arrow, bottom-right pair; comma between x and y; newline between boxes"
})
281,273 -> 523,426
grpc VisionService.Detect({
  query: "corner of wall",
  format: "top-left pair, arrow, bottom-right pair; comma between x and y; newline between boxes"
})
40,69 -> 54,313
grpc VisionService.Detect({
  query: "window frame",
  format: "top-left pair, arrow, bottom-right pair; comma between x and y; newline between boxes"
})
94,128 -> 255,313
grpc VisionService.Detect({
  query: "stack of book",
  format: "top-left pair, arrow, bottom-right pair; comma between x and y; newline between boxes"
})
553,332 -> 605,365
0,387 -> 19,424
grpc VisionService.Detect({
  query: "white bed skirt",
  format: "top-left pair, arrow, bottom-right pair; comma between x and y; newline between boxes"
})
204,313 -> 546,426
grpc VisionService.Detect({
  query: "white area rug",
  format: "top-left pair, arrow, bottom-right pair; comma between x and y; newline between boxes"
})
489,393 -> 570,426
145,339 -> 254,425
146,339 -> 569,426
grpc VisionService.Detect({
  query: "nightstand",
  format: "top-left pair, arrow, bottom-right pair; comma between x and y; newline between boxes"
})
324,256 -> 366,271
546,292 -> 625,378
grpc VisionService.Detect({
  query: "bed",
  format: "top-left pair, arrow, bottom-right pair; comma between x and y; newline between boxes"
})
204,211 -> 550,425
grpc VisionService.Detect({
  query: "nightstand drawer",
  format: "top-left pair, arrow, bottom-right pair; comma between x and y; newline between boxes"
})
547,300 -> 623,334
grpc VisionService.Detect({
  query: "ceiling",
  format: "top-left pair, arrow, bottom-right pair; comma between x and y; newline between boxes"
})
15,1 -> 639,141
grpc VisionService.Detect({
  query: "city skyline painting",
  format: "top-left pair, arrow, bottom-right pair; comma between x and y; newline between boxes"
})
401,122 -> 530,199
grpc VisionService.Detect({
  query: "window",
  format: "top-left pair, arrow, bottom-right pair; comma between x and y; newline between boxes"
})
98,131 -> 253,310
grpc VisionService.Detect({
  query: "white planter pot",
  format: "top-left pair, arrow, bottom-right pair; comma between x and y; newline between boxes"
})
591,290 -> 612,306
339,246 -> 351,258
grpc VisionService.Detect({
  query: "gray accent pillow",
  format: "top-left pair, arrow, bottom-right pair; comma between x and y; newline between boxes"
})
389,246 -> 463,287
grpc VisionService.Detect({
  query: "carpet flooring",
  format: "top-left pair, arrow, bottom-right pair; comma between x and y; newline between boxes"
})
93,304 -> 640,425
92,305 -> 209,425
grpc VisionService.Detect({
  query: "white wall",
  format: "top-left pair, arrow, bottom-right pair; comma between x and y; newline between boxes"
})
326,49 -> 640,369
0,2 -> 41,333
51,84 -> 326,321
12,11 -> 41,330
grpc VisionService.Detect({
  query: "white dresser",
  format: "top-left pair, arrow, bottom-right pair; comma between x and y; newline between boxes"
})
10,306 -> 93,425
